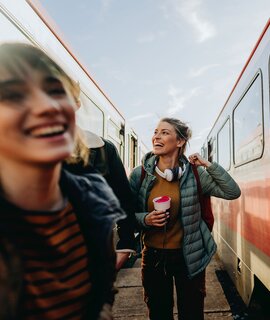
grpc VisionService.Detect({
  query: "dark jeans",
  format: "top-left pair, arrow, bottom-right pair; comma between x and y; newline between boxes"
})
141,246 -> 206,320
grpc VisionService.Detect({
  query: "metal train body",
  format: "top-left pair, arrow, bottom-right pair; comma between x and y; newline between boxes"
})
0,0 -> 147,174
202,20 -> 270,306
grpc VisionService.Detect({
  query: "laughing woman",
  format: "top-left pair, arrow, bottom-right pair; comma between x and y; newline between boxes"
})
129,117 -> 241,320
0,43 -> 124,320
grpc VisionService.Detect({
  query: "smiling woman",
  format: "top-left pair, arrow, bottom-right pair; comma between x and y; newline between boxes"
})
0,43 -> 76,166
0,42 -> 124,320
129,117 -> 241,320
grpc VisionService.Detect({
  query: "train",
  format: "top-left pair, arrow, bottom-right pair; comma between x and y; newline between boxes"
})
0,0 -> 147,174
202,19 -> 270,313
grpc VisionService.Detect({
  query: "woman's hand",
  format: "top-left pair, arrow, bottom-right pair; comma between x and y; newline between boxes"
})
144,210 -> 169,227
188,153 -> 211,168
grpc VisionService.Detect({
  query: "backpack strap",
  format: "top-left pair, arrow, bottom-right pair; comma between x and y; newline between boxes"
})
191,163 -> 204,210
191,164 -> 214,231
191,164 -> 202,193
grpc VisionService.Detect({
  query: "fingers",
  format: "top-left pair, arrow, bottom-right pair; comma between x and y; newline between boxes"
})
145,210 -> 169,227
188,152 -> 200,164
188,153 -> 211,167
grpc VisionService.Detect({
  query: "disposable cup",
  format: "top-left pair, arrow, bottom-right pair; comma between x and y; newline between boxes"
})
153,196 -> 171,212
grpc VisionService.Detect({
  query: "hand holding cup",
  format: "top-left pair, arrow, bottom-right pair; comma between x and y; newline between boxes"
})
145,196 -> 171,227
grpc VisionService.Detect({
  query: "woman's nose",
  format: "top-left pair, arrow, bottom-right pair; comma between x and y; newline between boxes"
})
31,90 -> 61,115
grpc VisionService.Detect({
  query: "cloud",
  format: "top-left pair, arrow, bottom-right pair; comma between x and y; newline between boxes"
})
161,0 -> 217,43
167,85 -> 202,115
177,0 -> 217,42
128,113 -> 155,122
189,63 -> 220,78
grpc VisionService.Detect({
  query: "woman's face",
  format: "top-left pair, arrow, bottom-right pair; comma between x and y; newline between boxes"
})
152,121 -> 185,157
0,66 -> 76,166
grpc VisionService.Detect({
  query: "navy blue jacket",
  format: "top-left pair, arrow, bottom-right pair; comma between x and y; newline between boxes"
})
64,138 -> 136,251
0,169 -> 125,319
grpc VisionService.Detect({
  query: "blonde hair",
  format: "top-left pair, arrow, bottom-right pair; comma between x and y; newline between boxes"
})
65,128 -> 90,166
0,42 -> 74,94
65,81 -> 90,166
68,80 -> 81,107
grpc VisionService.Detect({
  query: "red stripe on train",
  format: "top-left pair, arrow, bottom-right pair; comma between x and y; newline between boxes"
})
214,182 -> 270,257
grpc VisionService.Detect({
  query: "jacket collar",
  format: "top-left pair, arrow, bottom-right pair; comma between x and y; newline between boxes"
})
142,151 -> 191,184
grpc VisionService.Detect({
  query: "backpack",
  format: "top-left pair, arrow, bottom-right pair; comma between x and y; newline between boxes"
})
139,164 -> 214,231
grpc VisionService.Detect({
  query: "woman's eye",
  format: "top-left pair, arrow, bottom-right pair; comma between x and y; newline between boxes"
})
0,91 -> 25,102
48,87 -> 66,96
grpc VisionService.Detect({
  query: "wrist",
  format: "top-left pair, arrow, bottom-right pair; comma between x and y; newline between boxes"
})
204,160 -> 212,168
144,214 -> 150,226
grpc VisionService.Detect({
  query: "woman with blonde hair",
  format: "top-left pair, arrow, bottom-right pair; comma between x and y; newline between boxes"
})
130,117 -> 241,320
0,42 -> 124,319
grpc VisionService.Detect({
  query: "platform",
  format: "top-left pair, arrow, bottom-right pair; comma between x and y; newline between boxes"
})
113,254 -> 233,319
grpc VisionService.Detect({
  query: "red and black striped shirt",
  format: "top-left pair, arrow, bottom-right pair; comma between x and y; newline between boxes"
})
2,201 -> 91,320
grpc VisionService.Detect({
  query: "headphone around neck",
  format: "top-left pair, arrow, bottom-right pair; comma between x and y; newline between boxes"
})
155,163 -> 186,182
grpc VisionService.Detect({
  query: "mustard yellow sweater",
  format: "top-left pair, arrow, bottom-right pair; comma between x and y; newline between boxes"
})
144,173 -> 183,249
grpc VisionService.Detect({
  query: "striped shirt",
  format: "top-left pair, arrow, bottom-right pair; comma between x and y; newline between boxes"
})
1,200 -> 91,320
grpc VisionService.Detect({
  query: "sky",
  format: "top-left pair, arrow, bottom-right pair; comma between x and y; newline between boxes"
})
39,0 -> 270,154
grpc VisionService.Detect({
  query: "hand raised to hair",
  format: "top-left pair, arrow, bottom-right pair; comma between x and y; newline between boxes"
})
144,210 -> 169,227
188,153 -> 211,168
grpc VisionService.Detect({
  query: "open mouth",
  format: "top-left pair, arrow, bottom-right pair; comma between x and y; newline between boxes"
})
27,124 -> 67,138
154,143 -> 164,147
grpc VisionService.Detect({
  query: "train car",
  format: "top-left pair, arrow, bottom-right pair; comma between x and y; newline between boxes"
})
0,0 -> 146,174
202,19 -> 270,313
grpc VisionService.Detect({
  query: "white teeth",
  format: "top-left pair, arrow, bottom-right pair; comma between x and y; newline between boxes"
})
30,125 -> 65,137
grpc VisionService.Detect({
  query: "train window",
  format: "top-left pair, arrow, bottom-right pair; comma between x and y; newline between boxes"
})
207,138 -> 217,163
233,74 -> 263,166
108,120 -> 122,155
200,143 -> 207,159
217,119 -> 230,170
76,93 -> 104,137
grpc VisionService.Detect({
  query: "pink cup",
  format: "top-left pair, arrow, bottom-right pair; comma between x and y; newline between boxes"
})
153,196 -> 171,213
153,196 -> 171,224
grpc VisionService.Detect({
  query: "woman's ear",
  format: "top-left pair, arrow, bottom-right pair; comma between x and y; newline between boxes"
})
177,139 -> 185,148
